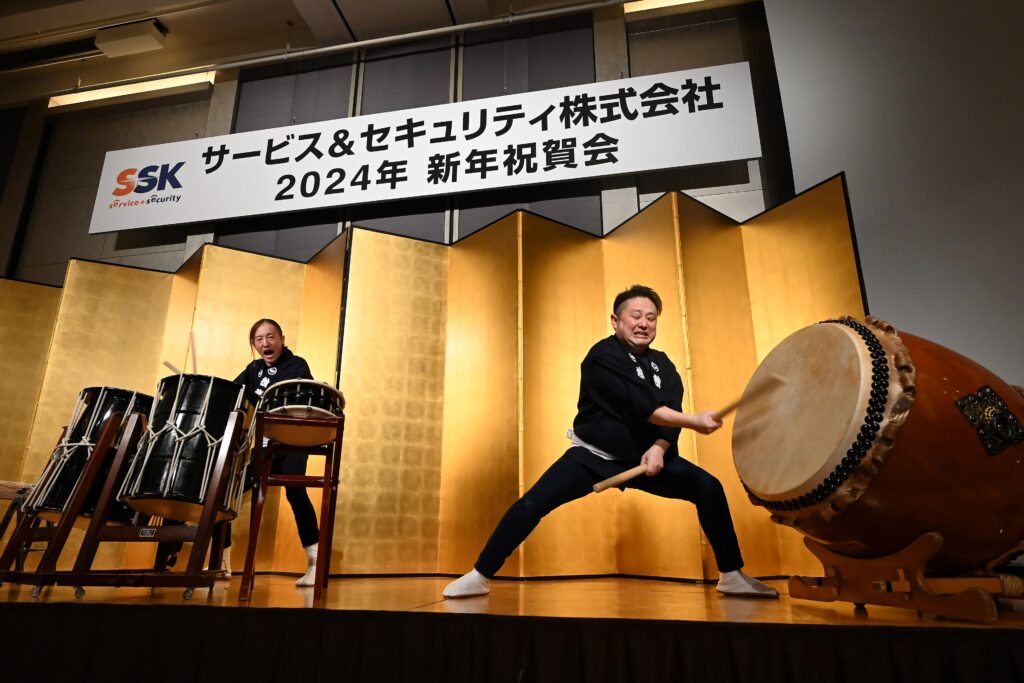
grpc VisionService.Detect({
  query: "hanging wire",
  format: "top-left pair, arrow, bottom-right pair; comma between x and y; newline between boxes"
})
503,4 -> 511,94
286,20 -> 299,124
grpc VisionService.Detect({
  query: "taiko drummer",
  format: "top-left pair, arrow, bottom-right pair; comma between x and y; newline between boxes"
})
444,285 -> 779,599
229,318 -> 321,587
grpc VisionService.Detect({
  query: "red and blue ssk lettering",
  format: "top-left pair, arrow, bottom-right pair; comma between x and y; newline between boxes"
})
109,162 -> 185,209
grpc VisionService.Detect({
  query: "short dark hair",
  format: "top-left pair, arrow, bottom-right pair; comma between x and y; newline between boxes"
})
613,285 -> 662,316
249,318 -> 284,345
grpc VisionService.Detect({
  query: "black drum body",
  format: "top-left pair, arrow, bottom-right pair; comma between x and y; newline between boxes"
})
259,380 -> 344,448
261,380 -> 344,416
26,386 -> 153,526
120,374 -> 256,523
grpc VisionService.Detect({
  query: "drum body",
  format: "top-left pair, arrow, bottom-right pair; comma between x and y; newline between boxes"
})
120,374 -> 257,523
259,379 -> 344,447
25,387 -> 153,527
732,317 -> 1024,574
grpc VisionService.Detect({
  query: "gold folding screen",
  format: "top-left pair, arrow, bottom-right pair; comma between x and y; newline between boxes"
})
438,215 -> 520,575
742,177 -> 865,359
338,228 -> 448,574
0,280 -> 59,484
519,214 -> 612,576
0,176 -> 863,579
0,279 -> 60,540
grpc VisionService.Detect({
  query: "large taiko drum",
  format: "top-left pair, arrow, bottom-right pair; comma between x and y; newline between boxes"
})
732,316 -> 1024,575
119,375 -> 257,523
258,379 -> 345,447
24,386 -> 153,527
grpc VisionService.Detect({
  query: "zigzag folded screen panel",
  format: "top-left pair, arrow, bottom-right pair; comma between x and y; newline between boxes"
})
0,176 -> 861,578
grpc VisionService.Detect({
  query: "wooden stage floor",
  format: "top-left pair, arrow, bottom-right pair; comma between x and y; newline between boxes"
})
3,574 -> 1023,629
4,574 -> 1024,682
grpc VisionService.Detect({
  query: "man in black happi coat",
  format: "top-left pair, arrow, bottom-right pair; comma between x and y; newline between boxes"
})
232,319 -> 321,587
444,285 -> 778,599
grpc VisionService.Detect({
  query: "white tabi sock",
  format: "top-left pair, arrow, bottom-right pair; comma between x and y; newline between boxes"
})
219,547 -> 232,579
296,544 -> 318,587
716,569 -> 779,598
443,569 -> 490,598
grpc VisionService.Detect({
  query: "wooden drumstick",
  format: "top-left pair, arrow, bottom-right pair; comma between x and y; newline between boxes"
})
593,464 -> 647,493
712,372 -> 786,422
189,331 -> 198,374
711,396 -> 744,422
163,360 -> 183,374
592,373 -> 786,493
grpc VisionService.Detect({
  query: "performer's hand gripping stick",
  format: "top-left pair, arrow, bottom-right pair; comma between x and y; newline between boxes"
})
592,373 -> 785,493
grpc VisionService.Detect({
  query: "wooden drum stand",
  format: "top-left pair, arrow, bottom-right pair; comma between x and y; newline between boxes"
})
790,533 -> 1024,623
238,411 -> 344,603
0,411 -> 244,600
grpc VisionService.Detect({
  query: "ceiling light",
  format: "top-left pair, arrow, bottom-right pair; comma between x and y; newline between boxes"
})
624,0 -> 705,12
48,71 -> 215,108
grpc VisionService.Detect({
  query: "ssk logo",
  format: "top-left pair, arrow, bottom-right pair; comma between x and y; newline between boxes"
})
112,162 -> 185,196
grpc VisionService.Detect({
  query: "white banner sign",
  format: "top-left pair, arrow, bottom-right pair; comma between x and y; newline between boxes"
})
89,62 -> 761,233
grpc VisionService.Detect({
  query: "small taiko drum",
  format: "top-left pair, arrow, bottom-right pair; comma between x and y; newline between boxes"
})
25,386 -> 153,527
119,375 -> 257,523
258,379 -> 344,447
732,317 -> 1024,574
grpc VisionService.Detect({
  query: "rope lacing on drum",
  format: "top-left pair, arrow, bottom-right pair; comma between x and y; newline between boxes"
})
121,379 -> 185,501
121,377 -> 250,516
26,389 -> 141,514
744,319 -> 890,513
120,378 -> 224,502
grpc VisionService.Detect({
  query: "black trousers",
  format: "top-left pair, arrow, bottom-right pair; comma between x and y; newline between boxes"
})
474,447 -> 744,577
225,452 -> 320,549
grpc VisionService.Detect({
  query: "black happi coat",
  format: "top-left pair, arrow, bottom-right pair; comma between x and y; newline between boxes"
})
571,335 -> 684,463
234,347 -> 313,398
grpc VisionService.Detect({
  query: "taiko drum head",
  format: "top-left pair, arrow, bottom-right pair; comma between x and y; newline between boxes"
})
732,323 -> 878,502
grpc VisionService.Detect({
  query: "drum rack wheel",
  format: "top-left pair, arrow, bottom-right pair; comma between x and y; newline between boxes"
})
30,585 -> 43,598
74,586 -> 85,599
182,587 -> 194,600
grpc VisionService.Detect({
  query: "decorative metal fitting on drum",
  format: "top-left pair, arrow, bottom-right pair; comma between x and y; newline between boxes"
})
955,385 -> 1024,455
